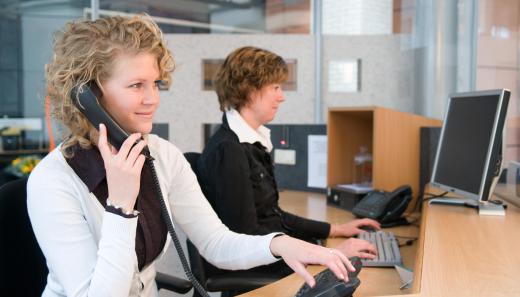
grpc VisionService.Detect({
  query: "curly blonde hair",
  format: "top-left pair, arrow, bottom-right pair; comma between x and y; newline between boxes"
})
45,14 -> 175,156
214,46 -> 288,112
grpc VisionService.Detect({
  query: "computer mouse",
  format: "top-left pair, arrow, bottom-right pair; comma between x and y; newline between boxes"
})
294,257 -> 362,297
348,256 -> 363,277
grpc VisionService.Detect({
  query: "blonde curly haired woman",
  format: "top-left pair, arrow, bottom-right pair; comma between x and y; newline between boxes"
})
28,15 -> 355,297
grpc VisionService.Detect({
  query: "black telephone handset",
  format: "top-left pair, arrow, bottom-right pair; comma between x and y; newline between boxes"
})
352,185 -> 412,227
70,82 -> 207,296
71,83 -> 149,156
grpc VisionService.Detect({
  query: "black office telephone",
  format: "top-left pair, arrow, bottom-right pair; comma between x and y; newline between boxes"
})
71,83 -> 208,296
71,82 -> 147,154
352,185 -> 412,227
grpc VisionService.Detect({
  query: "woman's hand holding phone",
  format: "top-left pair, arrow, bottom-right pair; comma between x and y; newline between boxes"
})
98,123 -> 147,213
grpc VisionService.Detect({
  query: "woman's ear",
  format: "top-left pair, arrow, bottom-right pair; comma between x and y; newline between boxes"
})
248,88 -> 261,104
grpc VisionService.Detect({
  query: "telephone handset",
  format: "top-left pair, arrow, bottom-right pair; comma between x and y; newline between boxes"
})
70,82 -> 207,296
352,185 -> 412,227
71,82 -> 149,156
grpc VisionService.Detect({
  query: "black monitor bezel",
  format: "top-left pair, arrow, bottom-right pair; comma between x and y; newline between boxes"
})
430,89 -> 510,202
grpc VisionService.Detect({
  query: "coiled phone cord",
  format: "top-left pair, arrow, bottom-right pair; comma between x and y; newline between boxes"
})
146,157 -> 210,297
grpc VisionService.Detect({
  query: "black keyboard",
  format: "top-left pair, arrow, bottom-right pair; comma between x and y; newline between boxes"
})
294,257 -> 362,297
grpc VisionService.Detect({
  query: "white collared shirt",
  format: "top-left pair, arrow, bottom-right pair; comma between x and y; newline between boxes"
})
226,108 -> 273,152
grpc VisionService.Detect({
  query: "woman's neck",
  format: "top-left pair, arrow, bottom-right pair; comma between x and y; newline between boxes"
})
237,107 -> 261,130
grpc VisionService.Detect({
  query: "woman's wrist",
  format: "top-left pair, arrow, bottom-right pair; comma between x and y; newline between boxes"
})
329,224 -> 338,237
269,233 -> 287,259
106,198 -> 139,218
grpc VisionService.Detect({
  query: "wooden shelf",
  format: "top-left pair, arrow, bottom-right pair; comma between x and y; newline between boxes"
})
327,106 -> 441,212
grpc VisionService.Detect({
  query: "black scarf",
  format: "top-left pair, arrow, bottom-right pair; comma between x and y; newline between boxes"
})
65,144 -> 167,271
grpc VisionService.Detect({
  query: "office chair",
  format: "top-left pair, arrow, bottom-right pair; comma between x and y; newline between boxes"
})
0,176 -> 192,296
184,152 -> 280,297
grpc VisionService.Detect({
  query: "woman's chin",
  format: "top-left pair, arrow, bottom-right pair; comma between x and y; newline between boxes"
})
131,125 -> 153,135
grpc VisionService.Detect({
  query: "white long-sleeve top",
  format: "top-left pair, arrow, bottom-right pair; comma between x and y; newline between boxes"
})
27,135 -> 281,297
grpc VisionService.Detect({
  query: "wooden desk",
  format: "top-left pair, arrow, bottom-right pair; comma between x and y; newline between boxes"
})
240,191 -> 419,297
241,190 -> 520,297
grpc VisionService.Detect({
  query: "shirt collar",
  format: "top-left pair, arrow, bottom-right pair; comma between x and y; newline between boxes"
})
225,108 -> 273,152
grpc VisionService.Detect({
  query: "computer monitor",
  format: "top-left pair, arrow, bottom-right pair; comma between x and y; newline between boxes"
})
430,89 -> 510,206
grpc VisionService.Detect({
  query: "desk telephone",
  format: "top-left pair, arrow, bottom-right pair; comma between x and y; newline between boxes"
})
352,185 -> 412,227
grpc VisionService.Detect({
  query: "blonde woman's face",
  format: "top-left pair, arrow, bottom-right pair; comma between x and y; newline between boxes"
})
100,52 -> 161,135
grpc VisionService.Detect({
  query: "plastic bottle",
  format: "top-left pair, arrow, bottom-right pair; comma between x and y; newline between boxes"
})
353,145 -> 372,186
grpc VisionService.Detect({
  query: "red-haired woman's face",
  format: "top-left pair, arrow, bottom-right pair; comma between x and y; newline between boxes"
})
248,83 -> 285,125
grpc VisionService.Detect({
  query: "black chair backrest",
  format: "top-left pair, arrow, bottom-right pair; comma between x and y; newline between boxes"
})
0,177 -> 48,296
182,152 -> 208,288
184,152 -> 202,182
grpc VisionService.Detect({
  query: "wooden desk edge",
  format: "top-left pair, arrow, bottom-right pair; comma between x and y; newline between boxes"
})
411,205 -> 427,293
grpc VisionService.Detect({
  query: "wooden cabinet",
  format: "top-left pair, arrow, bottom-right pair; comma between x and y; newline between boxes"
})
327,106 -> 441,212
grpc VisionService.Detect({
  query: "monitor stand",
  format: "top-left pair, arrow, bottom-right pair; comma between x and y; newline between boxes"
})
478,201 -> 506,216
429,198 -> 506,216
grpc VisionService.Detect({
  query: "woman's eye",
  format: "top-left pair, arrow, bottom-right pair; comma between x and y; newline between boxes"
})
130,83 -> 143,89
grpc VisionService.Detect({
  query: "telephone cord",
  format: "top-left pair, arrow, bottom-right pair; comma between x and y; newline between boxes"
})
146,157 -> 210,297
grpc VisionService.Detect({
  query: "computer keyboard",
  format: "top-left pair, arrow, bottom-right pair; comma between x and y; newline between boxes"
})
357,231 -> 402,267
294,257 -> 362,297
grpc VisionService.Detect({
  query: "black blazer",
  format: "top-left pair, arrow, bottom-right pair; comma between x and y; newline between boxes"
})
197,114 -> 330,242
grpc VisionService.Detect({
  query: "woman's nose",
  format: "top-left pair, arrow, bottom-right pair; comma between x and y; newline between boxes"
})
279,91 -> 286,102
143,86 -> 159,104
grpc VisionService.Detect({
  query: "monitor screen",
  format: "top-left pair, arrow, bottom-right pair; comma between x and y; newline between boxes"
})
431,89 -> 510,201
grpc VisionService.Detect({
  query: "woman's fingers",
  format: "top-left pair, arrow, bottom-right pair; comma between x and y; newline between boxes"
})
126,139 -> 147,166
360,218 -> 381,230
290,262 -> 316,288
332,248 -> 355,273
364,242 -> 378,255
114,132 -> 142,162
133,154 -> 146,173
98,124 -> 112,160
358,251 -> 377,259
274,236 -> 361,287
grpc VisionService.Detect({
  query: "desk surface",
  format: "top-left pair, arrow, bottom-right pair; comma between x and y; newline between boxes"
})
240,190 -> 520,297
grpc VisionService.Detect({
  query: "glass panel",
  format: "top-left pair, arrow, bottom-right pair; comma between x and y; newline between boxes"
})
323,0 -> 393,35
0,0 -> 90,183
476,0 -> 520,200
96,0 -> 311,34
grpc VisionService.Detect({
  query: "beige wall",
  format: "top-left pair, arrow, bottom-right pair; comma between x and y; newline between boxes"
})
323,34 -> 415,118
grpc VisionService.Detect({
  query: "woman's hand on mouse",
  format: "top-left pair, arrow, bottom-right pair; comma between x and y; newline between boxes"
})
270,235 -> 356,287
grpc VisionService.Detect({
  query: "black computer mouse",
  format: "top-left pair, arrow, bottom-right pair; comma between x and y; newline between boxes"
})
348,256 -> 362,277
294,257 -> 362,297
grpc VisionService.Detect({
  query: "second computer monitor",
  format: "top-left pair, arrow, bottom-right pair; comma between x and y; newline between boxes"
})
430,89 -> 510,202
